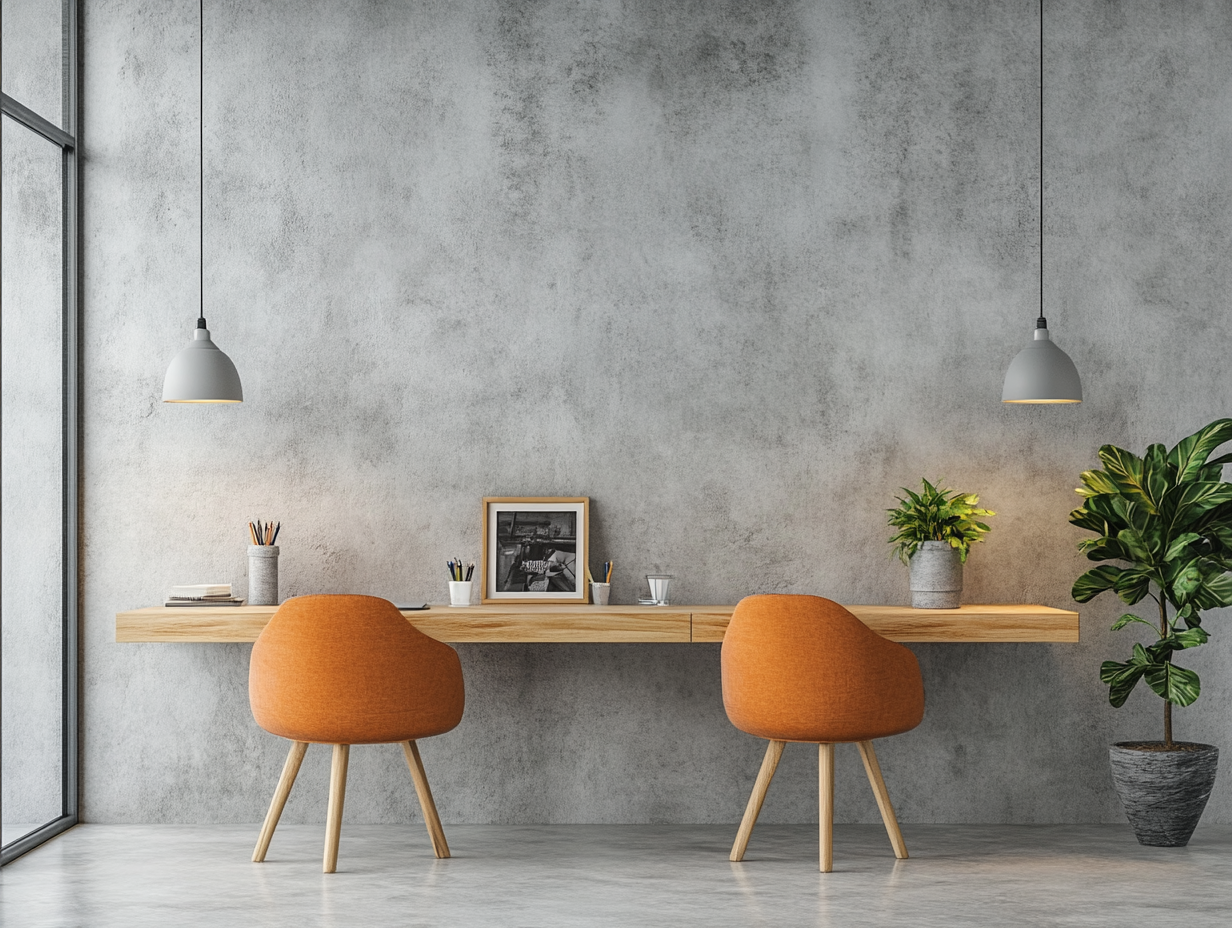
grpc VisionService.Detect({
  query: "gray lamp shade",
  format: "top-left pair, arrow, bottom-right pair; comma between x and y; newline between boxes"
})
162,325 -> 243,403
1002,323 -> 1082,404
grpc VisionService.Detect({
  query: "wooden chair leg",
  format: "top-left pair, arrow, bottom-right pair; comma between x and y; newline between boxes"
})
819,742 -> 834,872
402,741 -> 450,859
253,740 -> 308,863
323,744 -> 350,873
730,739 -> 785,862
857,740 -> 908,860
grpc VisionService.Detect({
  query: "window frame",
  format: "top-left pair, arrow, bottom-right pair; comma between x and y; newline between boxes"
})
1,0 -> 80,866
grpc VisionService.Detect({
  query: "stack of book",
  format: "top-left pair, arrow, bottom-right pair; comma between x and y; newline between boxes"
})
164,584 -> 245,607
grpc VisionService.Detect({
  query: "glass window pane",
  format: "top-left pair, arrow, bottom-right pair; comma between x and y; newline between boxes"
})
1,116 -> 65,844
1,0 -> 64,128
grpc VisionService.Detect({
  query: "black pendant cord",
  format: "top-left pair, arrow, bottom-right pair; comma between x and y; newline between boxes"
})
195,0 -> 205,330
1037,0 -> 1046,330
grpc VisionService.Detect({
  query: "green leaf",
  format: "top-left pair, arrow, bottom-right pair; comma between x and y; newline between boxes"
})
1169,627 -> 1210,649
1111,613 -> 1157,632
1078,537 -> 1128,562
1072,565 -> 1124,603
1163,532 -> 1201,562
1190,572 -> 1232,610
1099,445 -> 1159,512
1168,419 -> 1232,484
1144,662 -> 1201,707
1113,568 -> 1151,605
1164,482 -> 1232,534
1076,469 -> 1121,498
1100,660 -> 1147,708
1116,528 -> 1154,565
1069,506 -> 1109,535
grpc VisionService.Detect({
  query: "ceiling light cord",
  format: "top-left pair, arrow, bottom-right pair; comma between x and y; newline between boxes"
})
197,0 -> 204,330
160,0 -> 244,403
1000,0 -> 1082,403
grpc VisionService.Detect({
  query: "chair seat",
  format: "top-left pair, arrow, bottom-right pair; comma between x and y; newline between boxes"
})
250,594 -> 464,744
722,594 -> 924,743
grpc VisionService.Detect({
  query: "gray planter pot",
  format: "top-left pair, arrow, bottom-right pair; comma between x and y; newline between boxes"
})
909,541 -> 963,609
1109,742 -> 1219,847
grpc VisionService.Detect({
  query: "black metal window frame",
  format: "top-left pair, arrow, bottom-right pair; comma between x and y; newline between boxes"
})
1,0 -> 81,866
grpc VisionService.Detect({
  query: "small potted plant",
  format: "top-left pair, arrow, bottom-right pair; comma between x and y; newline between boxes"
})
1070,418 -> 1232,846
887,479 -> 995,608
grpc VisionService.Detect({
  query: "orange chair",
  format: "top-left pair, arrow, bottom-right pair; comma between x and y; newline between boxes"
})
722,595 -> 924,871
248,595 -> 465,872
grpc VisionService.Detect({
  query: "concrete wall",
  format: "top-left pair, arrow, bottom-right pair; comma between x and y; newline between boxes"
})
79,0 -> 1232,825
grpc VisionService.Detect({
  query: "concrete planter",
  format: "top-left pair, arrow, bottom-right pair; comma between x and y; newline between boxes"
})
908,541 -> 962,609
1109,742 -> 1219,847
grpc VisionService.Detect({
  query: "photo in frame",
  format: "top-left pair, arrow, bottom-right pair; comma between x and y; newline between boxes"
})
482,497 -> 589,603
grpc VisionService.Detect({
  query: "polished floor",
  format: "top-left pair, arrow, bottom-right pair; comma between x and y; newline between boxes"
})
2,823 -> 1230,927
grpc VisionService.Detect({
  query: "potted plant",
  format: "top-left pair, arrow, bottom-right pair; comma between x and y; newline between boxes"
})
887,479 -> 995,608
1070,418 -> 1232,846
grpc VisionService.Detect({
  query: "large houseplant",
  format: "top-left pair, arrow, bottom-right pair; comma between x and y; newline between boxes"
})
1070,418 -> 1232,846
887,479 -> 994,608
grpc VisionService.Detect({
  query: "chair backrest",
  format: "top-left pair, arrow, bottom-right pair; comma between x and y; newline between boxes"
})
721,594 -> 924,743
249,595 -> 464,744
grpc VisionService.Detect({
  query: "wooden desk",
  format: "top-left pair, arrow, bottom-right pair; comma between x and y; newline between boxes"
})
115,603 -> 1079,644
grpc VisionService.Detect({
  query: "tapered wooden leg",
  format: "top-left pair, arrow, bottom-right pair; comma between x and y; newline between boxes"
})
857,740 -> 908,860
253,740 -> 308,862
819,743 -> 834,872
730,739 -> 785,862
323,744 -> 350,873
402,741 -> 450,859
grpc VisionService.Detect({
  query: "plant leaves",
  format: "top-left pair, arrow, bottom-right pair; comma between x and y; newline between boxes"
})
1069,506 -> 1109,535
1111,613 -> 1157,632
1163,532 -> 1201,562
1100,660 -> 1147,708
1076,469 -> 1121,498
1116,528 -> 1154,565
1072,565 -> 1124,603
1168,419 -> 1232,484
1143,662 -> 1201,707
1099,445 -> 1158,512
1078,537 -> 1129,562
1113,568 -> 1151,605
1164,482 -> 1232,535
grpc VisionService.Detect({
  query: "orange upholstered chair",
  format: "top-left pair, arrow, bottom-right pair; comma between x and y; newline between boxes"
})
722,595 -> 924,871
248,595 -> 464,872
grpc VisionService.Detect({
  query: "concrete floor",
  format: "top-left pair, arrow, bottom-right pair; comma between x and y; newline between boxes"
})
2,824 -> 1229,927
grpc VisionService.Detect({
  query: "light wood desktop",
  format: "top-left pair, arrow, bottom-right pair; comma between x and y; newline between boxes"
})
115,603 -> 1079,644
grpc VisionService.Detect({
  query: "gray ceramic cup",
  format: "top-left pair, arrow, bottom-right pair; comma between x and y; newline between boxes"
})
248,545 -> 279,605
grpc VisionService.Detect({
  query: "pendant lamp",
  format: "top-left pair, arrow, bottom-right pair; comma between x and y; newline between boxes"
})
163,0 -> 242,403
1002,1 -> 1081,404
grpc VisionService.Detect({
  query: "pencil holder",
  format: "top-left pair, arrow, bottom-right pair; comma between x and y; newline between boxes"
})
448,581 -> 472,607
590,582 -> 611,606
248,545 -> 279,606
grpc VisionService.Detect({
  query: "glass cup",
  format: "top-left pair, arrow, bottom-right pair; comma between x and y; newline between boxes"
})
646,574 -> 673,605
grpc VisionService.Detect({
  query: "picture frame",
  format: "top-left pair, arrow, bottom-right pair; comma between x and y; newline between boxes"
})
482,497 -> 589,604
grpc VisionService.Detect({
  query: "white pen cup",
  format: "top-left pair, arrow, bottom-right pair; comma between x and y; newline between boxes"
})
448,581 -> 472,607
591,582 -> 611,606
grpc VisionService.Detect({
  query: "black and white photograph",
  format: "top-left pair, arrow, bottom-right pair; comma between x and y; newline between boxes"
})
482,498 -> 589,603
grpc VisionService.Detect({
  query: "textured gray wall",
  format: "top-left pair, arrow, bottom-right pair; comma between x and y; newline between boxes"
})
79,0 -> 1232,826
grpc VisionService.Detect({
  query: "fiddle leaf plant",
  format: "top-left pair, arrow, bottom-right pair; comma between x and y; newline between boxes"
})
1070,418 -> 1232,746
887,478 -> 995,565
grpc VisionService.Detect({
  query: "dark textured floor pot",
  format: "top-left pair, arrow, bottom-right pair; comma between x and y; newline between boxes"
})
1108,742 -> 1219,847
